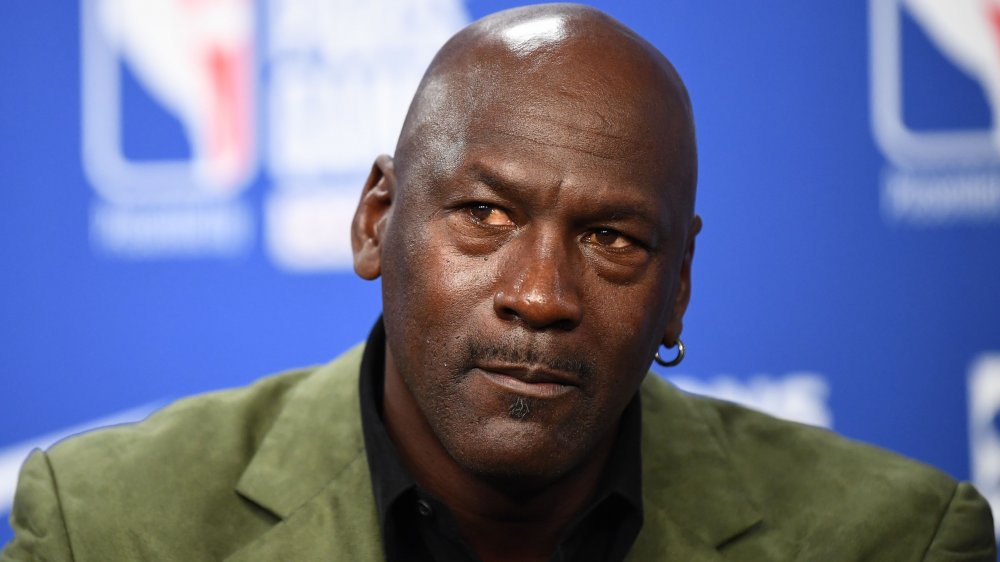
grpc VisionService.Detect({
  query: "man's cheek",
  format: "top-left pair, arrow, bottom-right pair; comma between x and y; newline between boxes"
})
585,297 -> 661,373
426,244 -> 502,306
392,250 -> 491,349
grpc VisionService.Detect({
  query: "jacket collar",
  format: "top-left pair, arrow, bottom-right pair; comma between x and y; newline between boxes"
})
629,374 -> 763,560
225,345 -> 761,561
226,344 -> 384,561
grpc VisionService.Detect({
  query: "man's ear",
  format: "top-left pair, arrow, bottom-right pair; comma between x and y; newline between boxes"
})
351,154 -> 396,280
663,214 -> 702,346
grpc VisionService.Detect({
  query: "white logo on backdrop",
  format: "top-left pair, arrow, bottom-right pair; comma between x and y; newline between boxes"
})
870,0 -> 1000,225
968,352 -> 1000,536
667,372 -> 833,428
82,0 -> 468,267
82,0 -> 257,257
83,0 -> 257,203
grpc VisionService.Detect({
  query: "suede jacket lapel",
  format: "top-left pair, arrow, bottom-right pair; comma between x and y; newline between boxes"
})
628,374 -> 763,560
223,345 -> 761,561
225,344 -> 384,562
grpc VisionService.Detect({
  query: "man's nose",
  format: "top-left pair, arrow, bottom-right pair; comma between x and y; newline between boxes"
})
493,230 -> 583,331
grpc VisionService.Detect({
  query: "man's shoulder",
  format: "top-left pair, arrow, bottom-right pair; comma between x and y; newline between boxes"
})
47,363 -> 316,472
673,380 -> 952,496
48,343 -> 365,467
4,345 -> 368,561
638,374 -> 996,560
641,373 -> 953,488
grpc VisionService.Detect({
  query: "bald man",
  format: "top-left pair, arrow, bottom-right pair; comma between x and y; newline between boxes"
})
3,4 -> 995,561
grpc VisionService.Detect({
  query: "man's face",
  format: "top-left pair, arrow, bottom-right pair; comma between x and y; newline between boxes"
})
366,48 -> 696,485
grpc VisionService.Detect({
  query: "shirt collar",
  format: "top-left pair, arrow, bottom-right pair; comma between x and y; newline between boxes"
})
358,317 -> 416,525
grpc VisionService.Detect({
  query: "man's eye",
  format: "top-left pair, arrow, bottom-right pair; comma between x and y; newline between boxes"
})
468,204 -> 514,226
587,228 -> 633,249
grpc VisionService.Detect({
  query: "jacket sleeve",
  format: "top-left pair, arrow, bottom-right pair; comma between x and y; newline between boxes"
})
1,450 -> 74,562
922,481 -> 996,562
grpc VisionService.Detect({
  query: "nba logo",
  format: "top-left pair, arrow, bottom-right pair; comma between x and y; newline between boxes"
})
81,0 -> 257,205
870,0 -> 1000,169
969,353 -> 1000,536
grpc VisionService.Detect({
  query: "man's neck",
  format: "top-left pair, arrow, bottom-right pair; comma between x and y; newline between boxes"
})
382,353 -> 620,562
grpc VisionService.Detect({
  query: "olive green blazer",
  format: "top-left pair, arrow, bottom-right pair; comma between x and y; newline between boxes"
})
3,344 -> 995,561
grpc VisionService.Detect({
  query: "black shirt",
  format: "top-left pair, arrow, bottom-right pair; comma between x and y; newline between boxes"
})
358,319 -> 644,562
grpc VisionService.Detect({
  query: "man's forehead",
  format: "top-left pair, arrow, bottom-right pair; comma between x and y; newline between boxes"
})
406,49 -> 679,157
395,4 -> 698,213
468,95 -> 650,159
403,76 -> 685,194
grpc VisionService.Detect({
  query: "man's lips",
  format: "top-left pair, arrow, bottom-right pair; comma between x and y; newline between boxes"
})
472,363 -> 581,399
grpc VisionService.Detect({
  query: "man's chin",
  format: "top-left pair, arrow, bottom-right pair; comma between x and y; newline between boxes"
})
439,418 -> 591,491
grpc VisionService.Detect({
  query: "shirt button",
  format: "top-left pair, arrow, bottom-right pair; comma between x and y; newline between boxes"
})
416,498 -> 434,517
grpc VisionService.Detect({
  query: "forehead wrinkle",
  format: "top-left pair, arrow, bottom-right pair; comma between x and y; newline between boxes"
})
461,97 -> 647,164
484,126 -> 630,162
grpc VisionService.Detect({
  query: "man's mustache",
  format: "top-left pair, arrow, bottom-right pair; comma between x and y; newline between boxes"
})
463,339 -> 597,382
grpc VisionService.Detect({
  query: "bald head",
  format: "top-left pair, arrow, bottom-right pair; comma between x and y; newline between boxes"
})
395,3 -> 698,216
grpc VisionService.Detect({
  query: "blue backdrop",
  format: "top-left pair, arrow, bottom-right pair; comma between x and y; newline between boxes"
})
3,0 -> 1000,546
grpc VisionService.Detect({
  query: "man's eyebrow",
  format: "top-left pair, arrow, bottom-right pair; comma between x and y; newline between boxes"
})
467,165 -> 536,199
592,206 -> 669,243
601,205 -> 661,225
